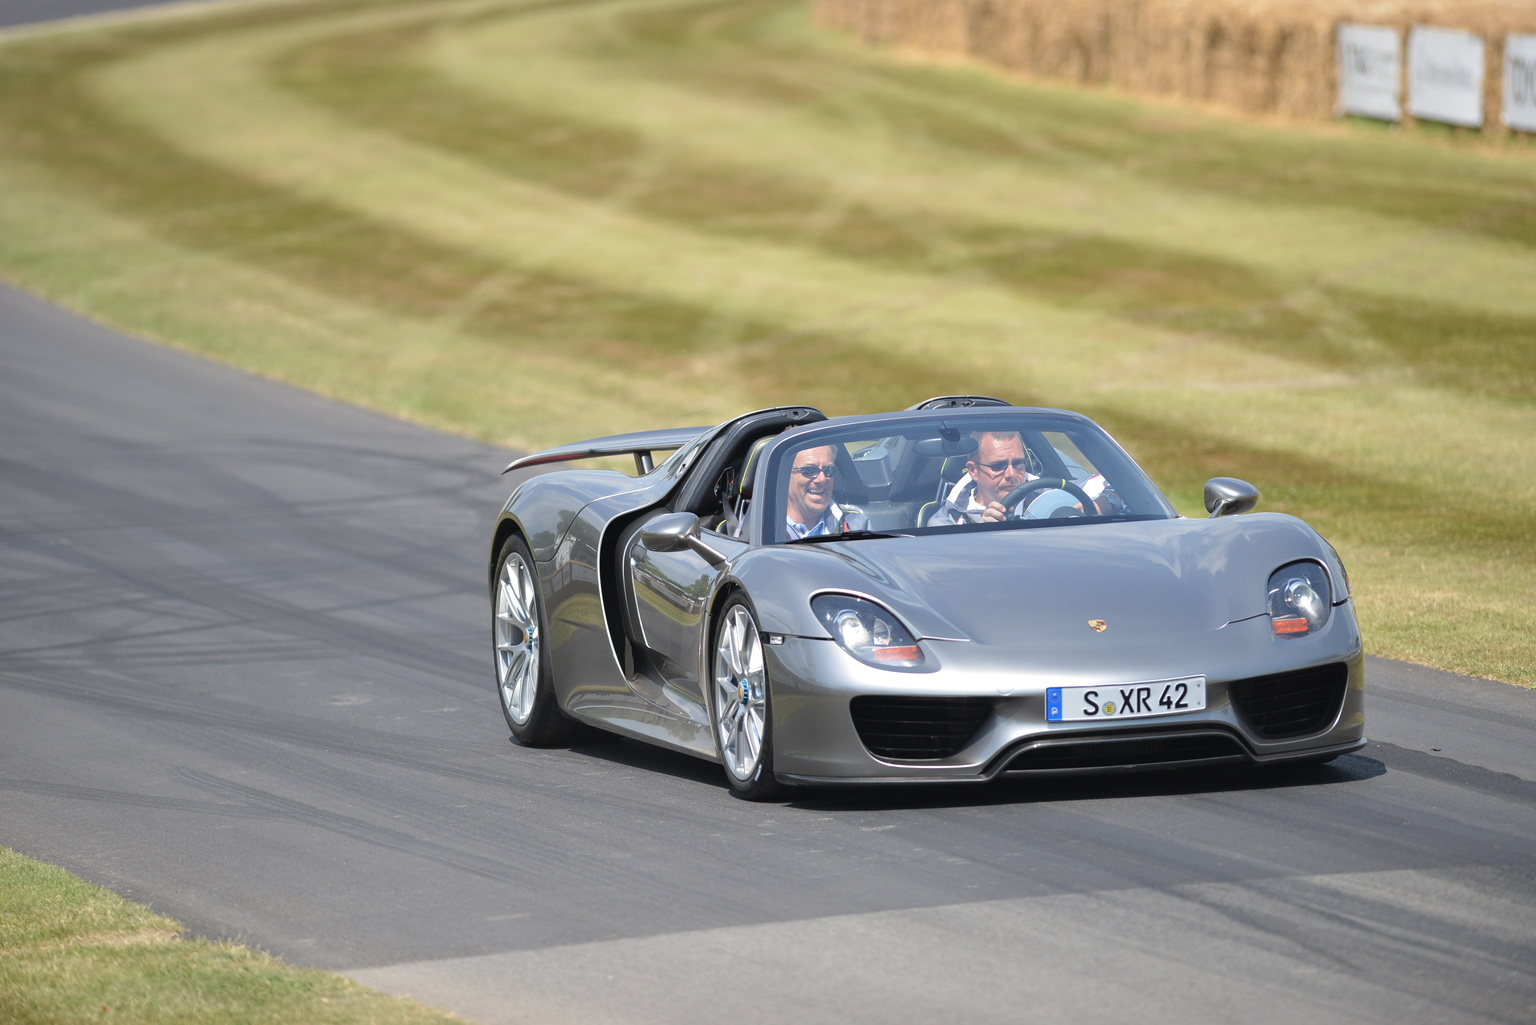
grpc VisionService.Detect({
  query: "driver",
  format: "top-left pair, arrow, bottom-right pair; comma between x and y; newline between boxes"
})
926,431 -> 1116,526
784,444 -> 870,539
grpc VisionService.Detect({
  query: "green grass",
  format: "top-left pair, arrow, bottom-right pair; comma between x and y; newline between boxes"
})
0,0 -> 1532,686
0,847 -> 460,1025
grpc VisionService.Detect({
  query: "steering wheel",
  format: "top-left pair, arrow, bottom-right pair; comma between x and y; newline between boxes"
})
1002,477 -> 1097,518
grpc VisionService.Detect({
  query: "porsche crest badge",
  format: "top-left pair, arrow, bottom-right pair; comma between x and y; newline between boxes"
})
1087,619 -> 1108,633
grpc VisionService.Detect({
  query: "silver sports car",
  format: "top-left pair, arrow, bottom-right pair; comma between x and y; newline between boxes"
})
489,397 -> 1364,800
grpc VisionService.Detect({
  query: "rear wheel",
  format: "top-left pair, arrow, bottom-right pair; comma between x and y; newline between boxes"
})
494,535 -> 577,746
711,599 -> 787,801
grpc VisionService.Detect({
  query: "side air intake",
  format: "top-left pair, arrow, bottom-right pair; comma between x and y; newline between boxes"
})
850,696 -> 992,760
1227,663 -> 1349,738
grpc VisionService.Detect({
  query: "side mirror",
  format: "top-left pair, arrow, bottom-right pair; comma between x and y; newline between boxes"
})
639,512 -> 728,568
1204,477 -> 1260,518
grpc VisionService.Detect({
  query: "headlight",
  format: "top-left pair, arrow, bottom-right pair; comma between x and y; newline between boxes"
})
810,594 -> 924,669
1267,561 -> 1332,638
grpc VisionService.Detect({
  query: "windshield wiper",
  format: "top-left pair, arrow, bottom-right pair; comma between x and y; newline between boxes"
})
788,529 -> 912,544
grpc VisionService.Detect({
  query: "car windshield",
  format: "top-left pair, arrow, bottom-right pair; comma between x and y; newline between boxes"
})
764,413 -> 1177,544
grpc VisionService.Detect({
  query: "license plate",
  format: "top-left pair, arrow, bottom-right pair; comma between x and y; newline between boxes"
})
1046,677 -> 1206,722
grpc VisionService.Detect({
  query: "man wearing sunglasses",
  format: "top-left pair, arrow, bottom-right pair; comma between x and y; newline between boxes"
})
926,431 -> 1114,526
784,445 -> 869,539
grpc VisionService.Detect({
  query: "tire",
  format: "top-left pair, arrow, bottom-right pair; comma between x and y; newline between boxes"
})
710,599 -> 787,801
493,535 -> 578,746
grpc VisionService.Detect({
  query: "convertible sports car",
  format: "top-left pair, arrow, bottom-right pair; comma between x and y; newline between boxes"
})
489,397 -> 1364,800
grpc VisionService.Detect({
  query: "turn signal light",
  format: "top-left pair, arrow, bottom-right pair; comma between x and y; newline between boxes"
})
874,645 -> 923,663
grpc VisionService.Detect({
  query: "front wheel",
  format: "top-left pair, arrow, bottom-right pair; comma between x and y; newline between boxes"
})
710,599 -> 787,801
493,535 -> 578,746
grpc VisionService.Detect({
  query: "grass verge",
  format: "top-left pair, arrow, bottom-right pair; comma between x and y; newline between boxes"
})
0,846 -> 459,1025
0,0 -> 1530,685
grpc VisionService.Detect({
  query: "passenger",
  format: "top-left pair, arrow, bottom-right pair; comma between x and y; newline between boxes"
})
926,431 -> 1117,526
784,444 -> 870,539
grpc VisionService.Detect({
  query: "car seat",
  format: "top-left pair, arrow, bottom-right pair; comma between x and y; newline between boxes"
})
916,454 -> 972,527
723,435 -> 773,539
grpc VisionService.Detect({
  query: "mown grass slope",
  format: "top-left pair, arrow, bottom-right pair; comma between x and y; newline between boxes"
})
0,0 -> 1531,683
0,847 -> 459,1025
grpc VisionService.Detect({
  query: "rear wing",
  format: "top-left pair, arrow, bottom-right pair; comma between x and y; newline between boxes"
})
502,425 -> 710,476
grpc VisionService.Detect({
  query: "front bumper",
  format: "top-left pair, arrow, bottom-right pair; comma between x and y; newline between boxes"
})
765,613 -> 1366,784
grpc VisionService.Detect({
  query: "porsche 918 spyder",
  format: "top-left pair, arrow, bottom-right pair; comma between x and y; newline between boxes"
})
489,396 -> 1364,800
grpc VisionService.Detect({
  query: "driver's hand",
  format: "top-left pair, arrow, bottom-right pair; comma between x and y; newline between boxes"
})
979,501 -> 1009,524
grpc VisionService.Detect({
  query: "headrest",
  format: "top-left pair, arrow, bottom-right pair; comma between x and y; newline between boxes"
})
737,436 -> 773,501
940,453 -> 971,479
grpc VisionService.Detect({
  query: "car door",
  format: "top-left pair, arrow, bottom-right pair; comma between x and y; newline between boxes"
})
626,526 -> 745,725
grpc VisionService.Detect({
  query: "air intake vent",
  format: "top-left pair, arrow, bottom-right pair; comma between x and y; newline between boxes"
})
850,696 -> 992,760
1228,663 -> 1349,738
1001,730 -> 1246,773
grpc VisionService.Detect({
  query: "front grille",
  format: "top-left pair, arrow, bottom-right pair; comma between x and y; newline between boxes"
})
850,696 -> 992,760
1227,663 -> 1349,738
1000,729 -> 1247,773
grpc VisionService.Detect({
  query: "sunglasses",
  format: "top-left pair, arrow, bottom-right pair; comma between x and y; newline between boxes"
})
976,458 -> 1031,475
791,464 -> 837,479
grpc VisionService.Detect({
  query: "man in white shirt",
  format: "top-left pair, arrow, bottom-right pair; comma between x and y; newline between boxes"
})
926,432 -> 1114,526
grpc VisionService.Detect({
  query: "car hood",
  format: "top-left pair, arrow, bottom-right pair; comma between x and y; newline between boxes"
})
738,514 -> 1337,649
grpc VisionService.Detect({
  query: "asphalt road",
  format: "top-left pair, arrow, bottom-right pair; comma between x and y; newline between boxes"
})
3,274 -> 1534,1025
0,0 -> 185,29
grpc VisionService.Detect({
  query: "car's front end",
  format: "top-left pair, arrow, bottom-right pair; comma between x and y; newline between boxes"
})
732,516 -> 1364,786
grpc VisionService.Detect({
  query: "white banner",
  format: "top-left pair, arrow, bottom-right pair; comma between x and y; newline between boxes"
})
1408,26 -> 1484,127
1337,23 -> 1402,121
1505,34 -> 1536,131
